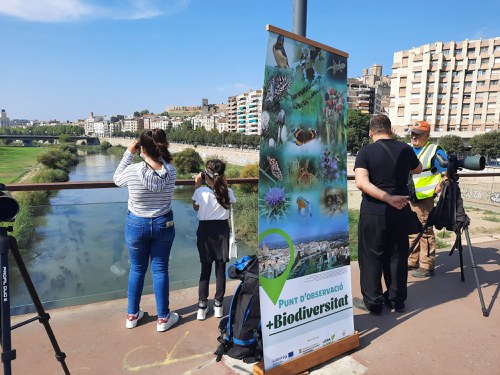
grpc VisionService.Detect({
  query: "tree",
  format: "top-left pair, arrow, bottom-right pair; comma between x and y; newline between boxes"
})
58,134 -> 72,143
346,109 -> 370,152
469,131 -> 500,158
437,135 -> 465,155
172,148 -> 203,175
238,163 -> 258,193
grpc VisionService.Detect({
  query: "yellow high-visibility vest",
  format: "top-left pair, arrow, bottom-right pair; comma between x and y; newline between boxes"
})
412,142 -> 442,200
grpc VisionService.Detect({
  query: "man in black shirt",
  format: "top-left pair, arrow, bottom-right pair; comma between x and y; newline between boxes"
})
354,115 -> 422,314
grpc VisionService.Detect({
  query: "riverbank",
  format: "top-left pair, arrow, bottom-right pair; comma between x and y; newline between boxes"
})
100,138 -> 259,166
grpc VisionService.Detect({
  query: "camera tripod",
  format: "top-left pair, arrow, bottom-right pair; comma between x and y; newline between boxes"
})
409,174 -> 489,317
0,226 -> 70,374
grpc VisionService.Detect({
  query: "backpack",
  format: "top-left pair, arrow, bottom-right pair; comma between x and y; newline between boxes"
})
214,255 -> 262,364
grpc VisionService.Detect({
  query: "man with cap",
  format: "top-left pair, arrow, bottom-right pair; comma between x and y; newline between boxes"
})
408,120 -> 448,278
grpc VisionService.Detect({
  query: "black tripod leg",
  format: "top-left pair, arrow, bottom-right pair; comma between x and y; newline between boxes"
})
458,235 -> 465,282
463,228 -> 489,317
1,235 -> 15,375
8,236 -> 71,374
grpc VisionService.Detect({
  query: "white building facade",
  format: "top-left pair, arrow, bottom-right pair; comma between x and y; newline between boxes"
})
389,37 -> 500,137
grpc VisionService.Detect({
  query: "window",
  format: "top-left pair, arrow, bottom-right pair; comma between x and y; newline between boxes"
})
455,48 -> 463,55
463,115 -> 469,120
463,94 -> 471,99
443,49 -> 450,55
438,93 -> 445,99
465,70 -> 473,78
452,71 -> 460,77
426,93 -> 433,98
464,82 -> 472,87
451,93 -> 459,98
439,83 -> 447,88
478,69 -> 487,76
411,114 -> 419,120
475,103 -> 482,109
473,114 -> 481,119
436,115 -> 442,120
488,103 -> 497,109
431,60 -> 438,66
426,104 -> 433,110
411,93 -> 420,99
491,80 -> 499,86
413,83 -> 421,89
477,81 -> 486,87
456,60 -> 463,65
492,69 -> 500,75
397,106 -> 404,116
469,58 -> 476,65
486,114 -> 496,122
467,47 -> 476,54
495,57 -> 500,64
462,104 -> 470,109
495,46 -> 500,52
480,46 -> 489,53
414,72 -> 421,78
481,58 -> 490,65
476,92 -> 485,98
439,72 -> 447,78
450,104 -> 458,109
438,104 -> 445,109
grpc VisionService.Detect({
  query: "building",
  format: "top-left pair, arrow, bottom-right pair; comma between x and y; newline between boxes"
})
389,37 -> 500,137
123,116 -> 144,133
227,89 -> 263,134
348,65 -> 391,115
85,112 -> 107,136
0,109 -> 11,127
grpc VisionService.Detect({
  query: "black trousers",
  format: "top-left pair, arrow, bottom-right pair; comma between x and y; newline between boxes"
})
358,210 -> 408,312
198,260 -> 226,303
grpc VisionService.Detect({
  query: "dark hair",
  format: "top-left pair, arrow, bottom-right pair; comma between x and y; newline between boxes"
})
139,129 -> 172,163
205,159 -> 230,209
370,114 -> 392,135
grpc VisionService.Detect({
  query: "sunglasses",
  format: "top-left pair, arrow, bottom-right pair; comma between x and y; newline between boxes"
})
411,132 -> 424,138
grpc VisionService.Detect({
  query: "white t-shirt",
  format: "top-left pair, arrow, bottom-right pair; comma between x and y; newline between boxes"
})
192,186 -> 236,220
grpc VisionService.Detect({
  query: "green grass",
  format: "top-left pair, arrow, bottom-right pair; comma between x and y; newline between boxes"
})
437,230 -> 452,239
482,210 -> 500,216
436,238 -> 450,249
483,215 -> 500,222
348,209 -> 359,260
0,146 -> 47,183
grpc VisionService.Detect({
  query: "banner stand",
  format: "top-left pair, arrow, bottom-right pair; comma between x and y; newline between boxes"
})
253,332 -> 359,375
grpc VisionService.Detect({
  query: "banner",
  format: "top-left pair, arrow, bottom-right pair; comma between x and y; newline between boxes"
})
258,25 -> 353,371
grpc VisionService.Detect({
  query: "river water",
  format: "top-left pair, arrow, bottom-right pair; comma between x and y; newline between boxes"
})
10,153 -> 253,315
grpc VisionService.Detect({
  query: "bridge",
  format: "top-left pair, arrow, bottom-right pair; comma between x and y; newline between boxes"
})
0,134 -> 100,146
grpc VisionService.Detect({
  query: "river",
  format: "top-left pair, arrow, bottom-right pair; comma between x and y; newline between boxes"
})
10,153 -> 253,315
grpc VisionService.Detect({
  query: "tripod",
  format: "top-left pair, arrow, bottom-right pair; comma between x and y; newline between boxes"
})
409,168 -> 489,317
0,226 -> 70,374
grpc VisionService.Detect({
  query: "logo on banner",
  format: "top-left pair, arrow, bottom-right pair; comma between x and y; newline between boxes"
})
258,228 -> 295,305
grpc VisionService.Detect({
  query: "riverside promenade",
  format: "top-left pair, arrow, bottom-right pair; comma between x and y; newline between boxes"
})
9,235 -> 500,374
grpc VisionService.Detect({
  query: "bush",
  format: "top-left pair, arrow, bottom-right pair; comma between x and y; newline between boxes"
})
172,148 -> 203,175
348,209 -> 359,260
238,163 -> 258,193
32,168 -> 69,182
100,141 -> 112,152
233,192 -> 258,249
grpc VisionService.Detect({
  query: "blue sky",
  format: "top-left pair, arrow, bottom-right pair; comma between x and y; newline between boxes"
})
1,0 -> 499,121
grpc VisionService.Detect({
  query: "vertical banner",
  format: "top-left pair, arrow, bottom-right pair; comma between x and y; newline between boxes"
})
258,25 -> 353,371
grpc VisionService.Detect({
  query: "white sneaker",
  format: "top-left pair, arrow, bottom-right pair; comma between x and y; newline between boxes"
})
213,301 -> 223,318
157,311 -> 180,332
125,309 -> 144,329
197,308 -> 208,320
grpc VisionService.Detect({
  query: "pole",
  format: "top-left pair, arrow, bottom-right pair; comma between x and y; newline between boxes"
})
292,0 -> 307,37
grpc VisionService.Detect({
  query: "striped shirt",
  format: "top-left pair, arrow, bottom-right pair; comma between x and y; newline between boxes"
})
113,150 -> 176,218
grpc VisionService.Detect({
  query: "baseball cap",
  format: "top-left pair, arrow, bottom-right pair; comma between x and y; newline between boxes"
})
410,120 -> 430,134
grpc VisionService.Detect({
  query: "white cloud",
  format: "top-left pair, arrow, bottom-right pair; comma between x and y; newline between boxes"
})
0,0 -> 190,22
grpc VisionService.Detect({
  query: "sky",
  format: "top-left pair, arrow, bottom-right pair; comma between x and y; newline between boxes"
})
1,0 -> 499,122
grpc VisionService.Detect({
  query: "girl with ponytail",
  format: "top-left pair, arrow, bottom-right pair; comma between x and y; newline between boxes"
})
192,159 -> 236,320
113,128 -> 179,332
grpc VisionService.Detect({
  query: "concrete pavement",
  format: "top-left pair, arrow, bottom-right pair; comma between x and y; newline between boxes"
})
8,235 -> 500,375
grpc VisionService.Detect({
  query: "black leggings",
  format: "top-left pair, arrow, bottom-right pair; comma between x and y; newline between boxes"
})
198,260 -> 226,303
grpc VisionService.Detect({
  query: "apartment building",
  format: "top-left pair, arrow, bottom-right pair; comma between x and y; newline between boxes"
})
227,89 -> 263,134
348,65 -> 391,115
389,37 -> 500,137
123,116 -> 144,133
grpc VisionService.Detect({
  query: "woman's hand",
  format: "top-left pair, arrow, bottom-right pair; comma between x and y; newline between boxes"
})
386,195 -> 410,210
128,139 -> 140,154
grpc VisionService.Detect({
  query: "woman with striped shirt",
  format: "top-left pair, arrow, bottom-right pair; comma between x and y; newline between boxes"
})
113,129 -> 179,332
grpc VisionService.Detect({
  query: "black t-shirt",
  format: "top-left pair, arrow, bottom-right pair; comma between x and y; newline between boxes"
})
354,139 -> 420,214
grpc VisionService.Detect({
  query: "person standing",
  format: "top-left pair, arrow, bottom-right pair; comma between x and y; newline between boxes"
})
192,159 -> 236,320
113,129 -> 179,332
354,115 -> 422,314
408,121 -> 447,278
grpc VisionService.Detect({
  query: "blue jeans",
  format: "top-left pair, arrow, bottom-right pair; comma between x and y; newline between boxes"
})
125,211 -> 175,318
